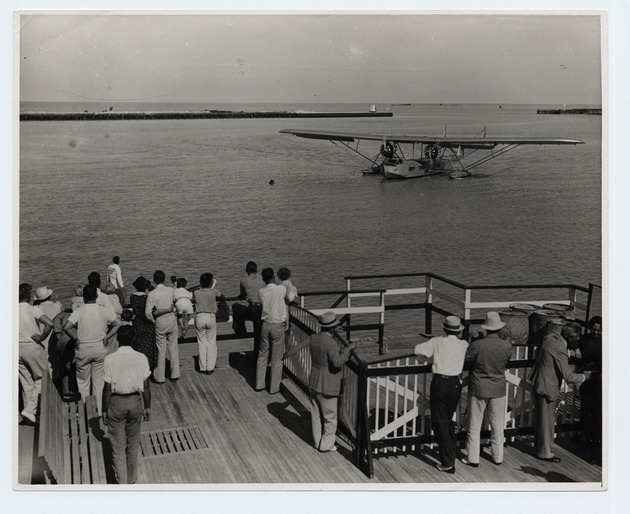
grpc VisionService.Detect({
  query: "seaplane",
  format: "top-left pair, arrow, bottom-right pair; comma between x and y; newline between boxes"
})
279,127 -> 585,179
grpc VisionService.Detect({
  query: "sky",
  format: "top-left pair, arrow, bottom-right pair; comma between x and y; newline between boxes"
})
18,13 -> 602,105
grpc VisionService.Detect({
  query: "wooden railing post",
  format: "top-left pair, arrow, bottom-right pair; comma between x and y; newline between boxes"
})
425,275 -> 433,334
378,291 -> 386,355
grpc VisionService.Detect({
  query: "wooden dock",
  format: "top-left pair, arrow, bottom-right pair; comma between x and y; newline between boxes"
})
18,322 -> 602,487
135,326 -> 602,486
134,344 -> 602,485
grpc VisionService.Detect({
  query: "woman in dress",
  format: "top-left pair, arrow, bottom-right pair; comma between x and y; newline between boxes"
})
129,276 -> 158,372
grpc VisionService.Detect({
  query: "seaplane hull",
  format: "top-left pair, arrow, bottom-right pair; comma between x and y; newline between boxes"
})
381,158 -> 447,179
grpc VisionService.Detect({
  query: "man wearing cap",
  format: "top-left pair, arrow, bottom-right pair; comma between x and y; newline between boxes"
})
255,267 -> 296,394
414,315 -> 469,473
102,325 -> 151,484
528,321 -> 589,462
308,312 -> 357,452
461,311 -> 513,468
18,283 -> 54,425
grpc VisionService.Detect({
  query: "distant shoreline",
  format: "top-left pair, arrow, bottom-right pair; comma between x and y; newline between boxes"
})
537,108 -> 602,115
19,110 -> 394,121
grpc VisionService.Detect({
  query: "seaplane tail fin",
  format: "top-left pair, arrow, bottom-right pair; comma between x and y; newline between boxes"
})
457,146 -> 464,158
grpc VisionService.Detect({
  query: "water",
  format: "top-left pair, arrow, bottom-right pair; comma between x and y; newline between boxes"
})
19,103 -> 602,308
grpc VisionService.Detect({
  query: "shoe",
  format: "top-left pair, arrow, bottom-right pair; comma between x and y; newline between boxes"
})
205,370 -> 214,375
536,455 -> 561,463
20,417 -> 37,426
320,446 -> 338,453
492,460 -> 502,466
461,457 -> 479,468
170,377 -> 179,383
254,387 -> 265,392
436,464 -> 456,474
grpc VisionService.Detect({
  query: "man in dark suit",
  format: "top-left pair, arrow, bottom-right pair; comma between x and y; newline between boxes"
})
462,311 -> 513,467
308,312 -> 357,452
529,321 -> 590,462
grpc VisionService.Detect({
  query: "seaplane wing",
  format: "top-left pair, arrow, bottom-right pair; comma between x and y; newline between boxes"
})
279,128 -> 584,180
279,128 -> 584,148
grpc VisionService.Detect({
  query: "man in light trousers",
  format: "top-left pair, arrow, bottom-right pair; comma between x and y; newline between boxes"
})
462,311 -> 513,467
145,270 -> 179,383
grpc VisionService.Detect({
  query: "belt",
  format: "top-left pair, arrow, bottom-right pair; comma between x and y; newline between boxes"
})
433,373 -> 459,379
112,392 -> 141,396
248,302 -> 261,306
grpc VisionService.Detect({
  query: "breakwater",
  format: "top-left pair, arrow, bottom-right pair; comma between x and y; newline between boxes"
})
20,110 -> 393,121
537,108 -> 601,115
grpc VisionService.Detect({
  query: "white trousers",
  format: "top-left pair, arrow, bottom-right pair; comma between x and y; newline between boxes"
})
195,313 -> 217,372
18,342 -> 47,420
465,395 -> 506,464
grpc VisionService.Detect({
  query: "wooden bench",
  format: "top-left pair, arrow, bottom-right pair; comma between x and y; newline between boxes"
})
39,372 -> 107,484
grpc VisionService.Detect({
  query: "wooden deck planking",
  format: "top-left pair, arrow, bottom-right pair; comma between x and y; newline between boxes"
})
124,340 -> 602,485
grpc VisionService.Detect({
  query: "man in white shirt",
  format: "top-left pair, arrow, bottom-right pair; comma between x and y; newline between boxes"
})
107,256 -> 125,305
64,284 -> 121,412
414,315 -> 469,474
18,283 -> 54,425
145,270 -> 179,383
255,268 -> 295,394
102,325 -> 151,484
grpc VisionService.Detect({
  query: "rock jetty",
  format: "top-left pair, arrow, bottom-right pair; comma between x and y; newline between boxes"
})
20,110 -> 393,121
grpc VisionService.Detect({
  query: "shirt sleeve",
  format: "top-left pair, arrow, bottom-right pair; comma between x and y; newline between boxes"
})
116,266 -> 124,287
145,293 -> 155,322
414,338 -> 436,359
102,356 -> 112,384
141,355 -> 151,380
67,310 -> 79,326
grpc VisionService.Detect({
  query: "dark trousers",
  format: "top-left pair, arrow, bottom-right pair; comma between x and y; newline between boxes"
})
580,375 -> 602,444
107,393 -> 143,484
232,302 -> 262,352
430,375 -> 462,468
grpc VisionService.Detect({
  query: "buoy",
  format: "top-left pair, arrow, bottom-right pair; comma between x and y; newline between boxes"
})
269,179 -> 275,185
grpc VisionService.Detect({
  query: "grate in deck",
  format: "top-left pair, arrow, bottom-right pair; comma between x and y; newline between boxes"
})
140,426 -> 209,458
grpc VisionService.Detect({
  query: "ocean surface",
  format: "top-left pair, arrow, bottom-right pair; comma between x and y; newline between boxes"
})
19,102 -> 602,326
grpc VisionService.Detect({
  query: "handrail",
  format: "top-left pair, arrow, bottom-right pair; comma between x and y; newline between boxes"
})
345,271 -> 596,292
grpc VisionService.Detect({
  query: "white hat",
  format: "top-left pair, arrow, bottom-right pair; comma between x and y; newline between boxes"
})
481,311 -> 506,331
34,286 -> 53,301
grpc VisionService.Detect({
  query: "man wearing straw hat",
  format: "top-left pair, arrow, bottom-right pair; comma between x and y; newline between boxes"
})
414,315 -> 469,473
308,311 -> 357,452
461,311 -> 512,468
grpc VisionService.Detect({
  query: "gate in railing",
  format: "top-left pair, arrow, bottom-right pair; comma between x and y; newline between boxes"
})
286,273 -> 597,478
350,345 -> 582,477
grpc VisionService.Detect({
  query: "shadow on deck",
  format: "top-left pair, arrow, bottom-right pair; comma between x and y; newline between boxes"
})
130,336 -> 603,486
